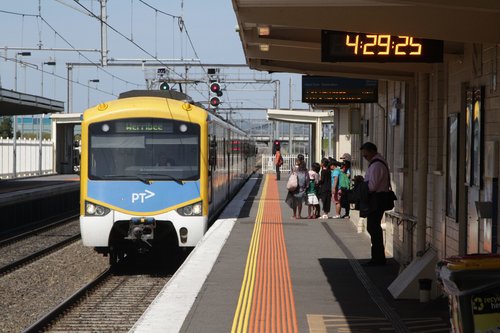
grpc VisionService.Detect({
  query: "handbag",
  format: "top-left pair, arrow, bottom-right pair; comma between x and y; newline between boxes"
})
286,172 -> 298,192
350,181 -> 377,217
355,159 -> 397,213
379,190 -> 397,211
349,178 -> 368,204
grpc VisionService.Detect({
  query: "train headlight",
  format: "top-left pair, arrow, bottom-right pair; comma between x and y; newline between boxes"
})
85,201 -> 111,216
177,201 -> 202,216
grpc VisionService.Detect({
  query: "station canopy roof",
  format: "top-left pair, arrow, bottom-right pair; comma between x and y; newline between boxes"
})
0,88 -> 64,116
231,0 -> 500,80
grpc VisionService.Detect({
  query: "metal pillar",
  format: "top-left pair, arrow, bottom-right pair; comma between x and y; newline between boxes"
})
100,0 -> 108,66
315,117 -> 323,163
416,73 -> 429,254
67,65 -> 73,113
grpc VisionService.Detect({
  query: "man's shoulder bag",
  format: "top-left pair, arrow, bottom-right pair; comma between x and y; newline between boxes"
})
370,159 -> 397,211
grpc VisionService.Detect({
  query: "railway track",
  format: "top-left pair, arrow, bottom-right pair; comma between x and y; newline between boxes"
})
25,264 -> 172,333
0,215 -> 80,275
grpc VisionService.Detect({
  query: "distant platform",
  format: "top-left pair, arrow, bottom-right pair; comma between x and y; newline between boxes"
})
0,174 -> 79,207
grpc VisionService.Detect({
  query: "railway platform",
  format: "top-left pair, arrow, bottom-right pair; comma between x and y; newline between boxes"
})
0,174 -> 79,207
0,174 -> 79,239
132,173 -> 451,332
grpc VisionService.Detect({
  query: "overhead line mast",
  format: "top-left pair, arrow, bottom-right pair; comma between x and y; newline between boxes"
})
100,0 -> 108,66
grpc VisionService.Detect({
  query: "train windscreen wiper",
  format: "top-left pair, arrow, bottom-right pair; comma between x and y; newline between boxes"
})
103,174 -> 151,185
137,172 -> 184,185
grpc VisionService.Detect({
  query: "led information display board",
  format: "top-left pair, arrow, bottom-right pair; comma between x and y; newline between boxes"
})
322,30 -> 443,63
302,76 -> 378,104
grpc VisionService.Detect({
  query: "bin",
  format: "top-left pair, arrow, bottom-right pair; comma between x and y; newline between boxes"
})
437,254 -> 500,333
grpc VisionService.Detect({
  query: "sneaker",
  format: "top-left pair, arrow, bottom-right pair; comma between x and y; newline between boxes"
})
319,214 -> 328,219
332,215 -> 341,219
341,215 -> 350,219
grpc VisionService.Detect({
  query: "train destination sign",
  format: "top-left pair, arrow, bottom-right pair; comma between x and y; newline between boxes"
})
322,30 -> 443,63
125,123 -> 165,132
114,121 -> 174,133
302,76 -> 378,104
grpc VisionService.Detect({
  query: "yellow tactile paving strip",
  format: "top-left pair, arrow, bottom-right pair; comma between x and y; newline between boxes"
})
231,174 -> 298,333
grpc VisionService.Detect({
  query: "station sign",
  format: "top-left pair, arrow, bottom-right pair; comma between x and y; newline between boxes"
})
321,30 -> 443,63
302,76 -> 378,104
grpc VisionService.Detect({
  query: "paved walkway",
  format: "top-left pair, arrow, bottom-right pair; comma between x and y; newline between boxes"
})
132,173 -> 451,332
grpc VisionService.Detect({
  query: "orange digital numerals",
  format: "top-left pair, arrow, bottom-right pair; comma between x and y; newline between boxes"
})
345,34 -> 422,56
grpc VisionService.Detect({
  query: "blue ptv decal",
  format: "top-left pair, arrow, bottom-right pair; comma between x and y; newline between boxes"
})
87,180 -> 200,213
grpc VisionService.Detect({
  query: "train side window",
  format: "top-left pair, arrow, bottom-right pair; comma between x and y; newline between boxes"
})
209,135 -> 217,168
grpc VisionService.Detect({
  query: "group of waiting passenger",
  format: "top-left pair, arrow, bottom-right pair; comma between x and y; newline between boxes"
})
274,142 -> 392,266
275,151 -> 352,220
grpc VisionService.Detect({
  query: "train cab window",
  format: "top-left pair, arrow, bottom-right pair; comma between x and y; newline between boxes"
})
156,153 -> 175,166
88,118 -> 200,181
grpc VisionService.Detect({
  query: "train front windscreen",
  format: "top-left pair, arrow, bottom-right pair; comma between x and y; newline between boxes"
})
88,118 -> 200,182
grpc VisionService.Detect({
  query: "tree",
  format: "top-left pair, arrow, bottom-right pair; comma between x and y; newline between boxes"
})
0,117 -> 13,138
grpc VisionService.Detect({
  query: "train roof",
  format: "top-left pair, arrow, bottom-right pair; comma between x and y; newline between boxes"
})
115,90 -> 251,139
118,90 -> 204,108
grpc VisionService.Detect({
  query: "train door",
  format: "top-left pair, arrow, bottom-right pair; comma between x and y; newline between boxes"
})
208,133 -> 217,205
226,129 -> 232,201
243,141 -> 249,174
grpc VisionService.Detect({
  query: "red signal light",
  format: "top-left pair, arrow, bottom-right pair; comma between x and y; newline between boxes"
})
210,82 -> 221,93
210,96 -> 220,107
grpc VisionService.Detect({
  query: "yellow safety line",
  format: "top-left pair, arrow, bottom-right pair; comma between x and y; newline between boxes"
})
231,175 -> 269,333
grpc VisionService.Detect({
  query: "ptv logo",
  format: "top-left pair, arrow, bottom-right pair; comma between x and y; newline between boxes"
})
131,190 -> 156,203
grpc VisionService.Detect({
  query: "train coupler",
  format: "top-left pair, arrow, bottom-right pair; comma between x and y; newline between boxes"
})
125,217 -> 156,248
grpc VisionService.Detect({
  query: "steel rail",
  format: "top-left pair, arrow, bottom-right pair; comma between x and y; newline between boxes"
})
22,268 -> 113,333
0,233 -> 81,276
0,213 -> 78,246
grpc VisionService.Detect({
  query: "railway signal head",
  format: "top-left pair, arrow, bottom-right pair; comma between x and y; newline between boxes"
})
272,140 -> 280,154
210,96 -> 221,107
159,82 -> 170,91
210,82 -> 221,94
209,82 -> 223,109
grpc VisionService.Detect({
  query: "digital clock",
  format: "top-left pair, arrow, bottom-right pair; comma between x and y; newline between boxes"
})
321,30 -> 443,63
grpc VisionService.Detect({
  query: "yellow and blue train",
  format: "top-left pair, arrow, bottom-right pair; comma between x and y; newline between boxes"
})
79,90 -> 256,265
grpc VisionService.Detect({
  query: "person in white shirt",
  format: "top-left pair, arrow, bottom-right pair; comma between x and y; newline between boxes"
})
360,142 -> 389,266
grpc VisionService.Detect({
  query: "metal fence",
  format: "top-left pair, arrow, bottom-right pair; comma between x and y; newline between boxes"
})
261,154 -> 309,174
0,138 -> 54,179
1,145 -> 313,179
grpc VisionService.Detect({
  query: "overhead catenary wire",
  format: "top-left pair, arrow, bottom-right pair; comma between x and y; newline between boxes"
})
138,0 -> 179,19
0,8 -> 142,89
0,54 -> 116,98
3,3 -> 252,108
72,0 -> 209,99
39,16 -> 142,87
136,0 -> 208,86
52,0 -> 94,16
0,9 -> 38,17
2,3 -> 280,112
72,0 -> 183,80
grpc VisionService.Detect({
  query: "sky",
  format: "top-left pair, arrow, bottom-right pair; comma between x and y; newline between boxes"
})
0,0 -> 306,120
